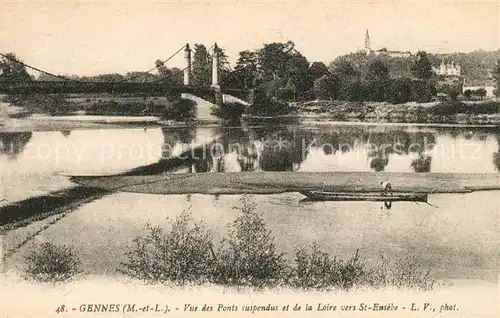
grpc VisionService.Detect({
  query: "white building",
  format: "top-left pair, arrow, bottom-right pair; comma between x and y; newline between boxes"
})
432,59 -> 461,77
373,48 -> 412,58
363,30 -> 412,58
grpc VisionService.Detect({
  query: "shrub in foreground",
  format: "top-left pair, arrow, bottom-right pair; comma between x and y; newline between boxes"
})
213,196 -> 288,287
290,243 -> 364,290
119,209 -> 215,284
363,254 -> 435,291
118,197 -> 436,291
23,241 -> 81,283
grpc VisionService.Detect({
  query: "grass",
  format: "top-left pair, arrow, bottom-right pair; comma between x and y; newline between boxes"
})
117,196 -> 436,291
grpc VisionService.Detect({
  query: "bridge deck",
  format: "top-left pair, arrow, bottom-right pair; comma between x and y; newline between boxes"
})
0,81 -> 217,94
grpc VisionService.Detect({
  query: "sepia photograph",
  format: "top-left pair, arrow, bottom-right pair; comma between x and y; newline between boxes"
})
0,0 -> 499,317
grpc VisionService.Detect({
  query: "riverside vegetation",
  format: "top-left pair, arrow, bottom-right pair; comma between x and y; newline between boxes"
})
1,45 -> 499,123
22,196 -> 435,291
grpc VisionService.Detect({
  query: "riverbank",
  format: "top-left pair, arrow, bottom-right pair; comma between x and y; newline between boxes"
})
2,97 -> 500,130
291,99 -> 500,125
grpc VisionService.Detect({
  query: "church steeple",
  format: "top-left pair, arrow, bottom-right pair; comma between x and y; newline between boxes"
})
364,29 -> 371,54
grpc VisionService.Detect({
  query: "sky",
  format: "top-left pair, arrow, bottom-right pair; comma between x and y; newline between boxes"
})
1,0 -> 499,77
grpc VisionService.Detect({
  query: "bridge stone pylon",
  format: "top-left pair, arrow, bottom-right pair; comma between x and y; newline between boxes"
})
182,42 -> 219,88
183,44 -> 192,86
211,43 -> 219,88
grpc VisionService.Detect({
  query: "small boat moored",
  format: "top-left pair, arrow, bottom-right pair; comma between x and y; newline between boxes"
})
299,190 -> 428,203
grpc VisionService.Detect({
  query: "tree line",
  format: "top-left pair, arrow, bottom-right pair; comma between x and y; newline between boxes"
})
2,43 -> 500,109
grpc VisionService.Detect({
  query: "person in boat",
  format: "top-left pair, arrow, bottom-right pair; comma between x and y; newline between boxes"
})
380,181 -> 392,196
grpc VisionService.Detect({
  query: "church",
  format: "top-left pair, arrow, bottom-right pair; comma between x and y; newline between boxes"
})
362,29 -> 412,58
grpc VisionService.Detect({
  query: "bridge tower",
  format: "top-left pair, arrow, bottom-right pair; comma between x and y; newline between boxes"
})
183,44 -> 192,86
211,43 -> 219,88
211,43 -> 223,106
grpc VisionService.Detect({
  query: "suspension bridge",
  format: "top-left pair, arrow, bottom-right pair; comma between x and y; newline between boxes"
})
0,43 -> 250,106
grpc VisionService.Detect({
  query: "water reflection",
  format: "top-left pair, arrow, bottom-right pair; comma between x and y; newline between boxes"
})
411,155 -> 432,172
494,132 -> 500,172
0,132 -> 33,160
121,125 -> 500,175
60,130 -> 72,137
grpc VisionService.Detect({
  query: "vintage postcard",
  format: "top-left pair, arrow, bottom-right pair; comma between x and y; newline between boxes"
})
0,0 -> 498,317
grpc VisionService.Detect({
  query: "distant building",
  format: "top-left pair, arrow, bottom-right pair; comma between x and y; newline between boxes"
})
462,79 -> 495,97
374,48 -> 412,58
364,29 -> 371,54
362,29 -> 412,58
432,59 -> 461,77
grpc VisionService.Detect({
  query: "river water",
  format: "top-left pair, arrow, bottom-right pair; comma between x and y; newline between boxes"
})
1,123 -> 499,281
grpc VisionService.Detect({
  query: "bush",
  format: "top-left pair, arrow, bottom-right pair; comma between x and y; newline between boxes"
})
429,100 -> 500,116
363,254 -> 435,291
248,89 -> 293,116
118,198 -> 436,291
23,242 -> 81,283
86,100 -> 144,115
463,89 -> 473,100
213,196 -> 288,287
289,243 -> 365,290
119,209 -> 215,284
162,99 -> 197,122
14,94 -> 79,115
474,88 -> 487,98
210,102 -> 246,125
428,101 -> 466,116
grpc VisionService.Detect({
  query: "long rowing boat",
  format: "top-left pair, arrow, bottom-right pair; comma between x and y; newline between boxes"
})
299,190 -> 428,203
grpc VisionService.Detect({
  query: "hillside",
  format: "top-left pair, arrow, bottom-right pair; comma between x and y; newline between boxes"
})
329,49 -> 500,84
429,49 -> 500,84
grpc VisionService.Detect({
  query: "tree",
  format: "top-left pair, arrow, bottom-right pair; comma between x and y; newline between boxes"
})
411,51 -> 434,80
309,62 -> 329,80
124,71 -> 157,83
365,59 -> 389,101
155,60 -> 182,85
412,79 -> 436,103
492,59 -> 500,97
331,59 -> 363,101
213,45 -> 231,85
0,53 -> 31,82
387,77 -> 413,104
92,73 -> 125,82
313,74 -> 339,100
233,50 -> 258,89
192,44 -> 211,86
287,53 -> 312,100
37,73 -> 62,81
257,41 -> 296,81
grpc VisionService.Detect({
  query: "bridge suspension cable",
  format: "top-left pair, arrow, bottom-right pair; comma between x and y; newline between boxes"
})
0,52 -> 81,82
120,44 -> 187,83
